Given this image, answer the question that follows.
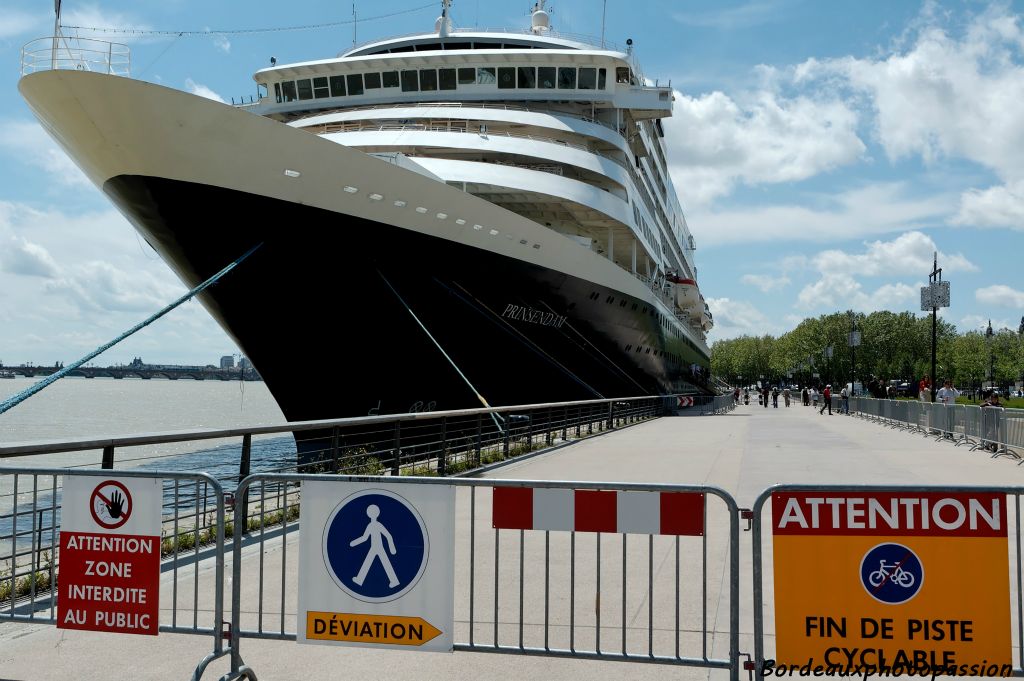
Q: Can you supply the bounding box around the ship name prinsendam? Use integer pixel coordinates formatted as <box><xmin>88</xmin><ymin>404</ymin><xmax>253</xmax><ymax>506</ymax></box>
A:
<box><xmin>502</xmin><ymin>304</ymin><xmax>567</xmax><ymax>328</ymax></box>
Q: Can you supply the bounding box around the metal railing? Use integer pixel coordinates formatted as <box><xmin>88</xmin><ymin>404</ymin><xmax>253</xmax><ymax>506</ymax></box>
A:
<box><xmin>21</xmin><ymin>36</ymin><xmax>130</xmax><ymax>77</ymax></box>
<box><xmin>222</xmin><ymin>473</ymin><xmax>741</xmax><ymax>680</ymax></box>
<box><xmin>848</xmin><ymin>397</ymin><xmax>1023</xmax><ymax>461</ymax></box>
<box><xmin>0</xmin><ymin>468</ymin><xmax>228</xmax><ymax>679</ymax></box>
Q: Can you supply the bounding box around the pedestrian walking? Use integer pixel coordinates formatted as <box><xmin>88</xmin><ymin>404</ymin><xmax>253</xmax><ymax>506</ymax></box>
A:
<box><xmin>744</xmin><ymin>389</ymin><xmax>750</xmax><ymax>405</ymax></box>
<box><xmin>936</xmin><ymin>380</ymin><xmax>960</xmax><ymax>405</ymax></box>
<box><xmin>811</xmin><ymin>387</ymin><xmax>818</xmax><ymax>408</ymax></box>
<box><xmin>802</xmin><ymin>387</ymin><xmax>809</xmax><ymax>406</ymax></box>
<box><xmin>784</xmin><ymin>387</ymin><xmax>791</xmax><ymax>407</ymax></box>
<box><xmin>772</xmin><ymin>387</ymin><xmax>779</xmax><ymax>408</ymax></box>
<box><xmin>840</xmin><ymin>385</ymin><xmax>849</xmax><ymax>414</ymax></box>
<box><xmin>820</xmin><ymin>385</ymin><xmax>832</xmax><ymax>415</ymax></box>
<box><xmin>762</xmin><ymin>386</ymin><xmax>770</xmax><ymax>408</ymax></box>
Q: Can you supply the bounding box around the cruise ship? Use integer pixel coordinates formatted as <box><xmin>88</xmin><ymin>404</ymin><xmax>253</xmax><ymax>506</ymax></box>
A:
<box><xmin>18</xmin><ymin>1</ymin><xmax>713</xmax><ymax>425</ymax></box>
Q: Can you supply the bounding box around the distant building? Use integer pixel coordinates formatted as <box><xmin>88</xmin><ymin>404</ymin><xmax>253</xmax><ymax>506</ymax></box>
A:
<box><xmin>220</xmin><ymin>355</ymin><xmax>235</xmax><ymax>369</ymax></box>
<box><xmin>239</xmin><ymin>357</ymin><xmax>252</xmax><ymax>371</ymax></box>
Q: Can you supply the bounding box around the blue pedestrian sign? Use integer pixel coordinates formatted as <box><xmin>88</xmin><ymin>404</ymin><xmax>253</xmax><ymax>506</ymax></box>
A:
<box><xmin>859</xmin><ymin>542</ymin><xmax>924</xmax><ymax>605</ymax></box>
<box><xmin>323</xmin><ymin>489</ymin><xmax>430</xmax><ymax>603</ymax></box>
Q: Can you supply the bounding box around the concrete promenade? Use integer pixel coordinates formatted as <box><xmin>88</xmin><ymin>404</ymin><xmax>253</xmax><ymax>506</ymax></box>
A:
<box><xmin>2</xmin><ymin>401</ymin><xmax>1020</xmax><ymax>680</ymax></box>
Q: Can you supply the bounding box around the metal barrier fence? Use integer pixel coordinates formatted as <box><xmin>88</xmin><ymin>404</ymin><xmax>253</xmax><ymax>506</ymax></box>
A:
<box><xmin>0</xmin><ymin>467</ymin><xmax>228</xmax><ymax>680</ymax></box>
<box><xmin>750</xmin><ymin>484</ymin><xmax>1024</xmax><ymax>678</ymax></box>
<box><xmin>221</xmin><ymin>474</ymin><xmax>742</xmax><ymax>681</ymax></box>
<box><xmin>695</xmin><ymin>394</ymin><xmax>738</xmax><ymax>415</ymax></box>
<box><xmin>849</xmin><ymin>397</ymin><xmax>1023</xmax><ymax>461</ymax></box>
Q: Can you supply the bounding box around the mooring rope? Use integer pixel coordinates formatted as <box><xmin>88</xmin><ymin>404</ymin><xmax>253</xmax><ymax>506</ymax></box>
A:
<box><xmin>0</xmin><ymin>243</ymin><xmax>263</xmax><ymax>416</ymax></box>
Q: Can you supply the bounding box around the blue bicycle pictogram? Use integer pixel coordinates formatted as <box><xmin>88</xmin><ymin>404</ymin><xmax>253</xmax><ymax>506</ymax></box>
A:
<box><xmin>322</xmin><ymin>489</ymin><xmax>429</xmax><ymax>603</ymax></box>
<box><xmin>859</xmin><ymin>542</ymin><xmax>924</xmax><ymax>604</ymax></box>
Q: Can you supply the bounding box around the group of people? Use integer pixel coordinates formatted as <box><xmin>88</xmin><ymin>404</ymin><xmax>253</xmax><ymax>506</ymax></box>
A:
<box><xmin>733</xmin><ymin>384</ymin><xmax>850</xmax><ymax>414</ymax></box>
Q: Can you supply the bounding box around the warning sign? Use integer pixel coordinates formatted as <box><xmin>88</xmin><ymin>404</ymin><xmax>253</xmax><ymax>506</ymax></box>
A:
<box><xmin>772</xmin><ymin>491</ymin><xmax>1011</xmax><ymax>675</ymax></box>
<box><xmin>297</xmin><ymin>481</ymin><xmax>455</xmax><ymax>652</ymax></box>
<box><xmin>58</xmin><ymin>476</ymin><xmax>162</xmax><ymax>636</ymax></box>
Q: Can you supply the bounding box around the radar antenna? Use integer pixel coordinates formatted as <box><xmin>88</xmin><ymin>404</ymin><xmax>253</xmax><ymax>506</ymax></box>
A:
<box><xmin>531</xmin><ymin>1</ymin><xmax>552</xmax><ymax>34</ymax></box>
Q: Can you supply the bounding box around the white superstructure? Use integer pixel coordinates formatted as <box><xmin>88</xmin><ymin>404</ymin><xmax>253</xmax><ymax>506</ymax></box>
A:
<box><xmin>247</xmin><ymin>1</ymin><xmax>709</xmax><ymax>343</ymax></box>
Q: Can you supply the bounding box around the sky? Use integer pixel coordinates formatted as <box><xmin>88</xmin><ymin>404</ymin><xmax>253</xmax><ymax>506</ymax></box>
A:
<box><xmin>1</xmin><ymin>0</ymin><xmax>1024</xmax><ymax>366</ymax></box>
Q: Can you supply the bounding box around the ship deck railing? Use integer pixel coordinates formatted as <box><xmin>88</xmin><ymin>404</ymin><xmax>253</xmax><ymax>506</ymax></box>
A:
<box><xmin>310</xmin><ymin>120</ymin><xmax>626</xmax><ymax>165</ymax></box>
<box><xmin>20</xmin><ymin>36</ymin><xmax>130</xmax><ymax>78</ymax></box>
<box><xmin>290</xmin><ymin>100</ymin><xmax>620</xmax><ymax>133</ymax></box>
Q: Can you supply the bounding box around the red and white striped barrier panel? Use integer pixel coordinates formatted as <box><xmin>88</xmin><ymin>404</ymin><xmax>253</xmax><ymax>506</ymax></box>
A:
<box><xmin>677</xmin><ymin>396</ymin><xmax>694</xmax><ymax>407</ymax></box>
<box><xmin>492</xmin><ymin>487</ymin><xmax>704</xmax><ymax>535</ymax></box>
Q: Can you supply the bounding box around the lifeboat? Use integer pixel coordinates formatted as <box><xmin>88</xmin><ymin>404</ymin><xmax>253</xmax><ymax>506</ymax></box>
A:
<box><xmin>667</xmin><ymin>275</ymin><xmax>700</xmax><ymax>312</ymax></box>
<box><xmin>701</xmin><ymin>302</ymin><xmax>714</xmax><ymax>331</ymax></box>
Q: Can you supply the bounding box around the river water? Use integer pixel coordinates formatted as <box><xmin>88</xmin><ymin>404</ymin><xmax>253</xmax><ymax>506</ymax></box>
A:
<box><xmin>0</xmin><ymin>377</ymin><xmax>295</xmax><ymax>534</ymax></box>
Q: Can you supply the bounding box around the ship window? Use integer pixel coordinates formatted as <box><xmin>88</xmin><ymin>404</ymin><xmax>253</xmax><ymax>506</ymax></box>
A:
<box><xmin>444</xmin><ymin>42</ymin><xmax>471</xmax><ymax>50</ymax></box>
<box><xmin>364</xmin><ymin>72</ymin><xmax>381</xmax><ymax>89</ymax></box>
<box><xmin>497</xmin><ymin>67</ymin><xmax>515</xmax><ymax>89</ymax></box>
<box><xmin>538</xmin><ymin>67</ymin><xmax>556</xmax><ymax>89</ymax></box>
<box><xmin>382</xmin><ymin>71</ymin><xmax>399</xmax><ymax>88</ymax></box>
<box><xmin>517</xmin><ymin>67</ymin><xmax>536</xmax><ymax>88</ymax></box>
<box><xmin>296</xmin><ymin>78</ymin><xmax>313</xmax><ymax>100</ymax></box>
<box><xmin>390</xmin><ymin>45</ymin><xmax>414</xmax><ymax>53</ymax></box>
<box><xmin>557</xmin><ymin>67</ymin><xmax>576</xmax><ymax>89</ymax></box>
<box><xmin>401</xmin><ymin>70</ymin><xmax>419</xmax><ymax>91</ymax></box>
<box><xmin>273</xmin><ymin>82</ymin><xmax>282</xmax><ymax>103</ymax></box>
<box><xmin>281</xmin><ymin>80</ymin><xmax>297</xmax><ymax>102</ymax></box>
<box><xmin>579</xmin><ymin>68</ymin><xmax>597</xmax><ymax>90</ymax></box>
<box><xmin>346</xmin><ymin>74</ymin><xmax>364</xmax><ymax>96</ymax></box>
<box><xmin>598</xmin><ymin>68</ymin><xmax>607</xmax><ymax>89</ymax></box>
<box><xmin>458</xmin><ymin>68</ymin><xmax>475</xmax><ymax>84</ymax></box>
<box><xmin>416</xmin><ymin>42</ymin><xmax>442</xmax><ymax>52</ymax></box>
<box><xmin>616</xmin><ymin>67</ymin><xmax>630</xmax><ymax>84</ymax></box>
<box><xmin>477</xmin><ymin>67</ymin><xmax>496</xmax><ymax>84</ymax></box>
<box><xmin>313</xmin><ymin>77</ymin><xmax>330</xmax><ymax>99</ymax></box>
<box><xmin>329</xmin><ymin>75</ymin><xmax>346</xmax><ymax>97</ymax></box>
<box><xmin>419</xmin><ymin>69</ymin><xmax>438</xmax><ymax>91</ymax></box>
<box><xmin>438</xmin><ymin>68</ymin><xmax>457</xmax><ymax>90</ymax></box>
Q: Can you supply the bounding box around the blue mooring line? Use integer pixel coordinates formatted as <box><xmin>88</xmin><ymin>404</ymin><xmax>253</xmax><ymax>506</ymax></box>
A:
<box><xmin>0</xmin><ymin>243</ymin><xmax>263</xmax><ymax>416</ymax></box>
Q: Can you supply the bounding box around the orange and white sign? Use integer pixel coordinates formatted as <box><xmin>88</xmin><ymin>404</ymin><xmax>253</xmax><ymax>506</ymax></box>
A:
<box><xmin>772</xmin><ymin>491</ymin><xmax>1011</xmax><ymax>676</ymax></box>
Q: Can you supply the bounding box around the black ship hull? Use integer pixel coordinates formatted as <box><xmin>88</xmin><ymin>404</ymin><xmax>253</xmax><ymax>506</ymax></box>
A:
<box><xmin>103</xmin><ymin>175</ymin><xmax>710</xmax><ymax>423</ymax></box>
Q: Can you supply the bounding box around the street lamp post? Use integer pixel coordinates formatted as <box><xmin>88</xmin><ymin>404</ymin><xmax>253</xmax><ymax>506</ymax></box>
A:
<box><xmin>986</xmin><ymin>319</ymin><xmax>994</xmax><ymax>391</ymax></box>
<box><xmin>824</xmin><ymin>346</ymin><xmax>834</xmax><ymax>385</ymax></box>
<box><xmin>848</xmin><ymin>311</ymin><xmax>861</xmax><ymax>394</ymax></box>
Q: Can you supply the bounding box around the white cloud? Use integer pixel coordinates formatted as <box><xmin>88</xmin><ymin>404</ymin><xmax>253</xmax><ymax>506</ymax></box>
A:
<box><xmin>690</xmin><ymin>182</ymin><xmax>955</xmax><ymax>247</ymax></box>
<box><xmin>741</xmin><ymin>273</ymin><xmax>790</xmax><ymax>292</ymax></box>
<box><xmin>812</xmin><ymin>231</ymin><xmax>976</xmax><ymax>277</ymax></box>
<box><xmin>0</xmin><ymin>9</ymin><xmax>47</xmax><ymax>39</ymax></box>
<box><xmin>60</xmin><ymin>5</ymin><xmax>154</xmax><ymax>43</ymax></box>
<box><xmin>185</xmin><ymin>78</ymin><xmax>227</xmax><ymax>103</ymax></box>
<box><xmin>211</xmin><ymin>33</ymin><xmax>231</xmax><ymax>54</ymax></box>
<box><xmin>705</xmin><ymin>297</ymin><xmax>779</xmax><ymax>340</ymax></box>
<box><xmin>0</xmin><ymin>237</ymin><xmax>59</xmax><ymax>278</ymax></box>
<box><xmin>958</xmin><ymin>314</ymin><xmax>1017</xmax><ymax>333</ymax></box>
<box><xmin>0</xmin><ymin>120</ymin><xmax>90</xmax><ymax>188</ymax></box>
<box><xmin>663</xmin><ymin>87</ymin><xmax>865</xmax><ymax>208</ymax></box>
<box><xmin>796</xmin><ymin>275</ymin><xmax>918</xmax><ymax>312</ymax></box>
<box><xmin>975</xmin><ymin>285</ymin><xmax>1024</xmax><ymax>309</ymax></box>
<box><xmin>800</xmin><ymin>6</ymin><xmax>1024</xmax><ymax>182</ymax></box>
<box><xmin>0</xmin><ymin>200</ymin><xmax>235</xmax><ymax>364</ymax></box>
<box><xmin>953</xmin><ymin>180</ymin><xmax>1024</xmax><ymax>228</ymax></box>
<box><xmin>792</xmin><ymin>231</ymin><xmax>973</xmax><ymax>313</ymax></box>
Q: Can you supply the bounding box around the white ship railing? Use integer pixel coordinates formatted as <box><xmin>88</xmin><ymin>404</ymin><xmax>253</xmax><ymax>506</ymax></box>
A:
<box><xmin>21</xmin><ymin>36</ymin><xmax>130</xmax><ymax>77</ymax></box>
<box><xmin>309</xmin><ymin>121</ymin><xmax>626</xmax><ymax>165</ymax></box>
<box><xmin>292</xmin><ymin>101</ymin><xmax>619</xmax><ymax>132</ymax></box>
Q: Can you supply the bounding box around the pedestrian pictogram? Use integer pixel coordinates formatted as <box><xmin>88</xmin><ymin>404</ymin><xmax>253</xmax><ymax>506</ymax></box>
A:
<box><xmin>90</xmin><ymin>480</ymin><xmax>133</xmax><ymax>530</ymax></box>
<box><xmin>860</xmin><ymin>542</ymin><xmax>924</xmax><ymax>605</ymax></box>
<box><xmin>323</xmin><ymin>489</ymin><xmax>429</xmax><ymax>602</ymax></box>
<box><xmin>298</xmin><ymin>480</ymin><xmax>455</xmax><ymax>651</ymax></box>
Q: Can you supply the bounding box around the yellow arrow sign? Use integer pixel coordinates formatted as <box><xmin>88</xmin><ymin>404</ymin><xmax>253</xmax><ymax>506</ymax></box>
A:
<box><xmin>305</xmin><ymin>611</ymin><xmax>443</xmax><ymax>646</ymax></box>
